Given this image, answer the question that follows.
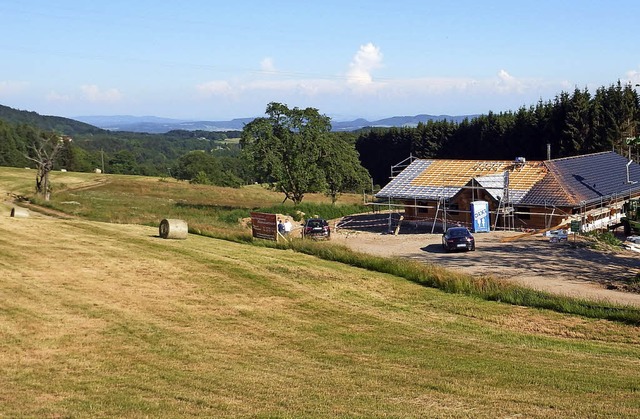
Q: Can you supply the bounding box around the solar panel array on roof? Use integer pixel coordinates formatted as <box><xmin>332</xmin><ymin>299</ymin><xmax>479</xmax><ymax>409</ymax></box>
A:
<box><xmin>375</xmin><ymin>160</ymin><xmax>432</xmax><ymax>200</ymax></box>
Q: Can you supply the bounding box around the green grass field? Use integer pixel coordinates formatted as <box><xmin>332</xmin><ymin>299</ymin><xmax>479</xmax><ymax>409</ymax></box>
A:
<box><xmin>23</xmin><ymin>169</ymin><xmax>367</xmax><ymax>235</ymax></box>
<box><xmin>2</xmin><ymin>167</ymin><xmax>640</xmax><ymax>417</ymax></box>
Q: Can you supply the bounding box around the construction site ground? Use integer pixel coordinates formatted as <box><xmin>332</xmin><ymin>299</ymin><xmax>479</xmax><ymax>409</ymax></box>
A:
<box><xmin>332</xmin><ymin>213</ymin><xmax>640</xmax><ymax>307</ymax></box>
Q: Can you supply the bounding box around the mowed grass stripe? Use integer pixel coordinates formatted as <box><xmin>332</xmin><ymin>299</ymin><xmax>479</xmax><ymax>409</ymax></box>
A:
<box><xmin>1</xmin><ymin>210</ymin><xmax>640</xmax><ymax>416</ymax></box>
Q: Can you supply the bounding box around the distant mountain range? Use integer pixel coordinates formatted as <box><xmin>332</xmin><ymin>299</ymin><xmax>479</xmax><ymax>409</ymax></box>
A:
<box><xmin>74</xmin><ymin>114</ymin><xmax>477</xmax><ymax>134</ymax></box>
<box><xmin>0</xmin><ymin>103</ymin><xmax>477</xmax><ymax>135</ymax></box>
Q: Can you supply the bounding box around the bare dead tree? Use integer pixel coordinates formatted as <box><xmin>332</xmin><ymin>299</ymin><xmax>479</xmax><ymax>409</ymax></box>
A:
<box><xmin>25</xmin><ymin>134</ymin><xmax>67</xmax><ymax>201</ymax></box>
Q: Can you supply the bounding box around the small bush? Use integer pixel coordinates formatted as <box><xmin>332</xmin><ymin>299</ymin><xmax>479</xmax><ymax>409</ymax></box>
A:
<box><xmin>585</xmin><ymin>230</ymin><xmax>623</xmax><ymax>247</ymax></box>
<box><xmin>217</xmin><ymin>208</ymin><xmax>251</xmax><ymax>225</ymax></box>
<box><xmin>189</xmin><ymin>171</ymin><xmax>211</xmax><ymax>185</ymax></box>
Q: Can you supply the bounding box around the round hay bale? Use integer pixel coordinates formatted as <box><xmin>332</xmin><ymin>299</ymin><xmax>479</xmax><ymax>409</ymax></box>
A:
<box><xmin>159</xmin><ymin>218</ymin><xmax>188</xmax><ymax>239</ymax></box>
<box><xmin>10</xmin><ymin>207</ymin><xmax>29</xmax><ymax>218</ymax></box>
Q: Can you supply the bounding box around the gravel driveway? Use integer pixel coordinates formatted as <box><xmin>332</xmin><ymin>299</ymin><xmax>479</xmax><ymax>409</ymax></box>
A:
<box><xmin>332</xmin><ymin>213</ymin><xmax>640</xmax><ymax>307</ymax></box>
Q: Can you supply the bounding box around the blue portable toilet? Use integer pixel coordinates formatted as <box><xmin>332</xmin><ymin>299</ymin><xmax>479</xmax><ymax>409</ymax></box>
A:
<box><xmin>470</xmin><ymin>200</ymin><xmax>490</xmax><ymax>233</ymax></box>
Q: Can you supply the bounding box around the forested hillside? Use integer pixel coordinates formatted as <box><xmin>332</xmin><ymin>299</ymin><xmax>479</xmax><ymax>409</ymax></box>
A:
<box><xmin>357</xmin><ymin>82</ymin><xmax>640</xmax><ymax>186</ymax></box>
<box><xmin>0</xmin><ymin>104</ymin><xmax>103</xmax><ymax>136</ymax></box>
<box><xmin>0</xmin><ymin>105</ymin><xmax>245</xmax><ymax>182</ymax></box>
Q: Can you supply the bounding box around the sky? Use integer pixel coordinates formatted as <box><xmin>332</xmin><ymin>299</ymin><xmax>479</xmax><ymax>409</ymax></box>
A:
<box><xmin>1</xmin><ymin>0</ymin><xmax>640</xmax><ymax>122</ymax></box>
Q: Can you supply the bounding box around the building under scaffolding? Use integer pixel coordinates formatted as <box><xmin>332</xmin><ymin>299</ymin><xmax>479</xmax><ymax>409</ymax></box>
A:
<box><xmin>370</xmin><ymin>151</ymin><xmax>640</xmax><ymax>234</ymax></box>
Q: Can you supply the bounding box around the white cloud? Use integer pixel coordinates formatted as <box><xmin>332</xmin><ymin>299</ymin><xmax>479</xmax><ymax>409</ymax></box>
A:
<box><xmin>46</xmin><ymin>91</ymin><xmax>71</xmax><ymax>102</ymax></box>
<box><xmin>81</xmin><ymin>84</ymin><xmax>122</xmax><ymax>102</ymax></box>
<box><xmin>624</xmin><ymin>69</ymin><xmax>640</xmax><ymax>86</ymax></box>
<box><xmin>495</xmin><ymin>69</ymin><xmax>525</xmax><ymax>93</ymax></box>
<box><xmin>346</xmin><ymin>42</ymin><xmax>383</xmax><ymax>88</ymax></box>
<box><xmin>196</xmin><ymin>80</ymin><xmax>235</xmax><ymax>98</ymax></box>
<box><xmin>294</xmin><ymin>80</ymin><xmax>342</xmax><ymax>96</ymax></box>
<box><xmin>192</xmin><ymin>42</ymin><xmax>570</xmax><ymax>118</ymax></box>
<box><xmin>389</xmin><ymin>77</ymin><xmax>476</xmax><ymax>95</ymax></box>
<box><xmin>241</xmin><ymin>78</ymin><xmax>340</xmax><ymax>95</ymax></box>
<box><xmin>260</xmin><ymin>57</ymin><xmax>276</xmax><ymax>73</ymax></box>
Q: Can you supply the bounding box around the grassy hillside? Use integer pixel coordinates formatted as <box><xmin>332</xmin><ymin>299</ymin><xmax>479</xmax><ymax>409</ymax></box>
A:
<box><xmin>2</xmin><ymin>167</ymin><xmax>640</xmax><ymax>417</ymax></box>
<box><xmin>16</xmin><ymin>169</ymin><xmax>367</xmax><ymax>238</ymax></box>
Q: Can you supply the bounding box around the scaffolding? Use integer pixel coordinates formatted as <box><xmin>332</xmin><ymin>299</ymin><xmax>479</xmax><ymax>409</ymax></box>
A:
<box><xmin>386</xmin><ymin>154</ymin><xmax>417</xmax><ymax>233</ymax></box>
<box><xmin>367</xmin><ymin>155</ymin><xmax>640</xmax><ymax>235</ymax></box>
<box><xmin>390</xmin><ymin>154</ymin><xmax>417</xmax><ymax>178</ymax></box>
<box><xmin>493</xmin><ymin>170</ymin><xmax>516</xmax><ymax>231</ymax></box>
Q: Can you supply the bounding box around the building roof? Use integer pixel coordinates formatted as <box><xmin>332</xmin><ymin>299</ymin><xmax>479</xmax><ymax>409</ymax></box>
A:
<box><xmin>516</xmin><ymin>169</ymin><xmax>576</xmax><ymax>207</ymax></box>
<box><xmin>521</xmin><ymin>151</ymin><xmax>640</xmax><ymax>206</ymax></box>
<box><xmin>376</xmin><ymin>151</ymin><xmax>640</xmax><ymax>207</ymax></box>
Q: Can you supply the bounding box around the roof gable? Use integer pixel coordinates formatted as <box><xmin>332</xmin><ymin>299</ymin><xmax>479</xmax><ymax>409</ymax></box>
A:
<box><xmin>518</xmin><ymin>169</ymin><xmax>577</xmax><ymax>206</ymax></box>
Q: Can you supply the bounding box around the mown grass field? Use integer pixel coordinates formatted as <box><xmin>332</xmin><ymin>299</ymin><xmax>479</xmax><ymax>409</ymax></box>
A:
<box><xmin>2</xmin><ymin>167</ymin><xmax>640</xmax><ymax>417</ymax></box>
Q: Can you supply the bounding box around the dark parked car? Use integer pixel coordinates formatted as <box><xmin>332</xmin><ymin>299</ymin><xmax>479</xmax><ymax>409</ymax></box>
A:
<box><xmin>302</xmin><ymin>218</ymin><xmax>331</xmax><ymax>239</ymax></box>
<box><xmin>442</xmin><ymin>227</ymin><xmax>475</xmax><ymax>252</ymax></box>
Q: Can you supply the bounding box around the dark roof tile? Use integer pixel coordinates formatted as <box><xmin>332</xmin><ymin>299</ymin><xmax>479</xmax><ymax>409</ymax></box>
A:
<box><xmin>543</xmin><ymin>151</ymin><xmax>640</xmax><ymax>205</ymax></box>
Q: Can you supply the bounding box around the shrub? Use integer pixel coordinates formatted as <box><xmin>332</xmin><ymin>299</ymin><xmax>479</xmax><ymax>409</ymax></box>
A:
<box><xmin>190</xmin><ymin>171</ymin><xmax>210</xmax><ymax>185</ymax></box>
<box><xmin>585</xmin><ymin>230</ymin><xmax>623</xmax><ymax>247</ymax></box>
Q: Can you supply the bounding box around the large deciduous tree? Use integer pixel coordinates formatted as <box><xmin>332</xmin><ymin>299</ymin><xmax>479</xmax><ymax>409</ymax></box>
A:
<box><xmin>242</xmin><ymin>102</ymin><xmax>371</xmax><ymax>204</ymax></box>
<box><xmin>241</xmin><ymin>102</ymin><xmax>331</xmax><ymax>204</ymax></box>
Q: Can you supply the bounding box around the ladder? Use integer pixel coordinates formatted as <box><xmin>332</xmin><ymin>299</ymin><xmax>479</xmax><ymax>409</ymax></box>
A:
<box><xmin>493</xmin><ymin>197</ymin><xmax>515</xmax><ymax>231</ymax></box>
<box><xmin>431</xmin><ymin>196</ymin><xmax>448</xmax><ymax>234</ymax></box>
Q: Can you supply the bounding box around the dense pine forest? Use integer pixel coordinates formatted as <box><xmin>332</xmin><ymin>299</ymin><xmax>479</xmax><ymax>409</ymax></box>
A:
<box><xmin>357</xmin><ymin>82</ymin><xmax>640</xmax><ymax>186</ymax></box>
<box><xmin>1</xmin><ymin>81</ymin><xmax>639</xmax><ymax>189</ymax></box>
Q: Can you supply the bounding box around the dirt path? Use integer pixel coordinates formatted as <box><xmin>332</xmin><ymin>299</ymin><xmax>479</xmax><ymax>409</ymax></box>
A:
<box><xmin>332</xmin><ymin>216</ymin><xmax>640</xmax><ymax>307</ymax></box>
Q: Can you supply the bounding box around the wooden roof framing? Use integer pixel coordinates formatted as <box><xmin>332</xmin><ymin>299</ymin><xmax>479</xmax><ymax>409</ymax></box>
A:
<box><xmin>409</xmin><ymin>160</ymin><xmax>547</xmax><ymax>191</ymax></box>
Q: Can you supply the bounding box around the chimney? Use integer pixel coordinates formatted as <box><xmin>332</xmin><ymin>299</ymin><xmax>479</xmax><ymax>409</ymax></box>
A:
<box><xmin>547</xmin><ymin>143</ymin><xmax>551</xmax><ymax>161</ymax></box>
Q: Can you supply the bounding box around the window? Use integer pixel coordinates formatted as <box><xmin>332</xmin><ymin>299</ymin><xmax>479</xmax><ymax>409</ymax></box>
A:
<box><xmin>516</xmin><ymin>207</ymin><xmax>530</xmax><ymax>220</ymax></box>
<box><xmin>447</xmin><ymin>203</ymin><xmax>459</xmax><ymax>216</ymax></box>
<box><xmin>417</xmin><ymin>201</ymin><xmax>429</xmax><ymax>215</ymax></box>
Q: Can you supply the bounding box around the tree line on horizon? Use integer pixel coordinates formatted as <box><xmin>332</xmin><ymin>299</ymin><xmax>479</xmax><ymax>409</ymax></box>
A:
<box><xmin>357</xmin><ymin>81</ymin><xmax>640</xmax><ymax>186</ymax></box>
<box><xmin>1</xmin><ymin>81</ymin><xmax>639</xmax><ymax>199</ymax></box>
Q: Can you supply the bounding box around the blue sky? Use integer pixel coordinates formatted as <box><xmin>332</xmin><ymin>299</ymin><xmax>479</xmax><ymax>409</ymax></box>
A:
<box><xmin>1</xmin><ymin>0</ymin><xmax>639</xmax><ymax>121</ymax></box>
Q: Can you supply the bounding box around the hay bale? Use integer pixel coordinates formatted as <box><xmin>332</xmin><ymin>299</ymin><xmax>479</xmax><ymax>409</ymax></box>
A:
<box><xmin>10</xmin><ymin>207</ymin><xmax>29</xmax><ymax>218</ymax></box>
<box><xmin>159</xmin><ymin>218</ymin><xmax>188</xmax><ymax>239</ymax></box>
